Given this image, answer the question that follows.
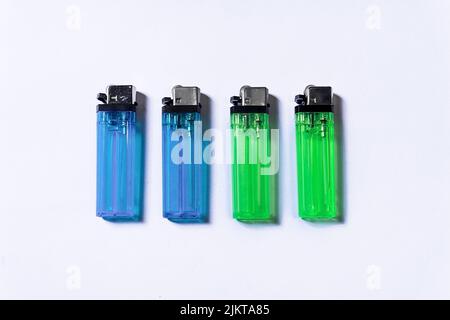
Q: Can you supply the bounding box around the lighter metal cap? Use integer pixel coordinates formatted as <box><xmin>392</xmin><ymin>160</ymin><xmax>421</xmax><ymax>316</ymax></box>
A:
<box><xmin>295</xmin><ymin>85</ymin><xmax>333</xmax><ymax>113</ymax></box>
<box><xmin>240</xmin><ymin>86</ymin><xmax>269</xmax><ymax>106</ymax></box>
<box><xmin>304</xmin><ymin>85</ymin><xmax>333</xmax><ymax>106</ymax></box>
<box><xmin>172</xmin><ymin>85</ymin><xmax>201</xmax><ymax>106</ymax></box>
<box><xmin>104</xmin><ymin>85</ymin><xmax>136</xmax><ymax>104</ymax></box>
<box><xmin>96</xmin><ymin>85</ymin><xmax>137</xmax><ymax>112</ymax></box>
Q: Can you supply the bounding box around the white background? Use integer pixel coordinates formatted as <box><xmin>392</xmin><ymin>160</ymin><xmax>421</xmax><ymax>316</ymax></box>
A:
<box><xmin>1</xmin><ymin>0</ymin><xmax>450</xmax><ymax>299</ymax></box>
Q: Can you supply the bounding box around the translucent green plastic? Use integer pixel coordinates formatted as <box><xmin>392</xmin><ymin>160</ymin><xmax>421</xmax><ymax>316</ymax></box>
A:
<box><xmin>296</xmin><ymin>112</ymin><xmax>337</xmax><ymax>221</ymax></box>
<box><xmin>231</xmin><ymin>113</ymin><xmax>273</xmax><ymax>222</ymax></box>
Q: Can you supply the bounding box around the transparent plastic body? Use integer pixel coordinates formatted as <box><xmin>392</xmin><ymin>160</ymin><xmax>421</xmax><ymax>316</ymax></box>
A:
<box><xmin>231</xmin><ymin>113</ymin><xmax>272</xmax><ymax>222</ymax></box>
<box><xmin>162</xmin><ymin>112</ymin><xmax>207</xmax><ymax>222</ymax></box>
<box><xmin>295</xmin><ymin>112</ymin><xmax>337</xmax><ymax>221</ymax></box>
<box><xmin>97</xmin><ymin>111</ymin><xmax>141</xmax><ymax>220</ymax></box>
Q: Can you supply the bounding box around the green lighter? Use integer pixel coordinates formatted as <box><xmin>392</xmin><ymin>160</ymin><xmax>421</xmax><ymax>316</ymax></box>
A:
<box><xmin>230</xmin><ymin>86</ymin><xmax>273</xmax><ymax>223</ymax></box>
<box><xmin>295</xmin><ymin>85</ymin><xmax>338</xmax><ymax>221</ymax></box>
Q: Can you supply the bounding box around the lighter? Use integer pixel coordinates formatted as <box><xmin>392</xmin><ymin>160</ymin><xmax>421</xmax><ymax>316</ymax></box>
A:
<box><xmin>96</xmin><ymin>85</ymin><xmax>142</xmax><ymax>221</ymax></box>
<box><xmin>162</xmin><ymin>86</ymin><xmax>207</xmax><ymax>222</ymax></box>
<box><xmin>230</xmin><ymin>86</ymin><xmax>273</xmax><ymax>222</ymax></box>
<box><xmin>295</xmin><ymin>85</ymin><xmax>338</xmax><ymax>221</ymax></box>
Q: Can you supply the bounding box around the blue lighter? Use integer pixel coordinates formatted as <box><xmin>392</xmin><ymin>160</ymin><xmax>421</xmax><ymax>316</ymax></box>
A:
<box><xmin>162</xmin><ymin>86</ymin><xmax>207</xmax><ymax>222</ymax></box>
<box><xmin>96</xmin><ymin>85</ymin><xmax>143</xmax><ymax>221</ymax></box>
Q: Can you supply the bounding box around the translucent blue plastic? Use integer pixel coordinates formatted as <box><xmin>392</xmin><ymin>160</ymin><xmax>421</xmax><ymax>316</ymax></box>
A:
<box><xmin>162</xmin><ymin>112</ymin><xmax>207</xmax><ymax>222</ymax></box>
<box><xmin>97</xmin><ymin>111</ymin><xmax>142</xmax><ymax>220</ymax></box>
